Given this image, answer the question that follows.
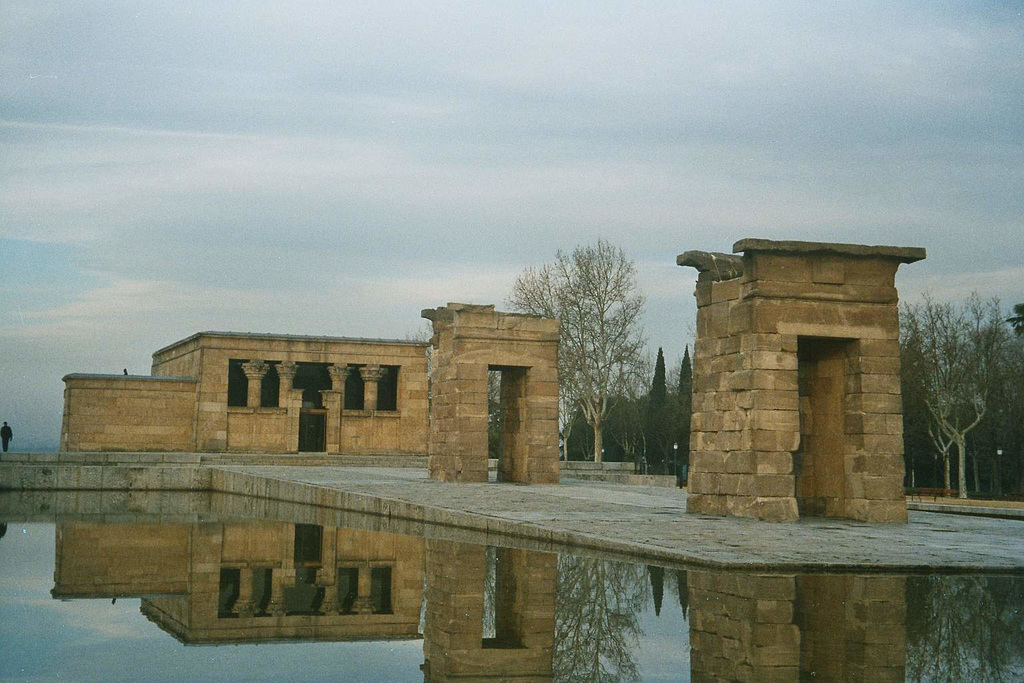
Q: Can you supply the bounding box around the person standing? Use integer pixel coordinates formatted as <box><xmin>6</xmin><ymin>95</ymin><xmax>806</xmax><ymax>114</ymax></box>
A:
<box><xmin>1</xmin><ymin>422</ymin><xmax>12</xmax><ymax>453</ymax></box>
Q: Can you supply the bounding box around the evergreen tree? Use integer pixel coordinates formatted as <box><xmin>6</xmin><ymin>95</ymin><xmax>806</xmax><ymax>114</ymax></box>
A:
<box><xmin>648</xmin><ymin>565</ymin><xmax>664</xmax><ymax>617</ymax></box>
<box><xmin>650</xmin><ymin>348</ymin><xmax>667</xmax><ymax>406</ymax></box>
<box><xmin>645</xmin><ymin>348</ymin><xmax>671</xmax><ymax>473</ymax></box>
<box><xmin>676</xmin><ymin>569</ymin><xmax>689</xmax><ymax>619</ymax></box>
<box><xmin>677</xmin><ymin>346</ymin><xmax>693</xmax><ymax>482</ymax></box>
<box><xmin>1009</xmin><ymin>303</ymin><xmax>1024</xmax><ymax>337</ymax></box>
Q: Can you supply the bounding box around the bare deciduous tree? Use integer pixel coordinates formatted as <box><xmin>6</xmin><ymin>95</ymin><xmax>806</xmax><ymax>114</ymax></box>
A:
<box><xmin>510</xmin><ymin>240</ymin><xmax>647</xmax><ymax>462</ymax></box>
<box><xmin>902</xmin><ymin>295</ymin><xmax>1009</xmax><ymax>498</ymax></box>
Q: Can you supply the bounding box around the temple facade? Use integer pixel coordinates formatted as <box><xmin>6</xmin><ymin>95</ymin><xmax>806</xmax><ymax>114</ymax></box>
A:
<box><xmin>60</xmin><ymin>331</ymin><xmax>430</xmax><ymax>455</ymax></box>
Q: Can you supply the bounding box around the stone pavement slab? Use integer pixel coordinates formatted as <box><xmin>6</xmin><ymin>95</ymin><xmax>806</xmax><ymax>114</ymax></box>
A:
<box><xmin>212</xmin><ymin>465</ymin><xmax>1024</xmax><ymax>573</ymax></box>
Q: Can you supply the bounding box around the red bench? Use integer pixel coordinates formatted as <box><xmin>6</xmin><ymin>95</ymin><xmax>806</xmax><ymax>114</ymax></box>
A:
<box><xmin>908</xmin><ymin>487</ymin><xmax>958</xmax><ymax>501</ymax></box>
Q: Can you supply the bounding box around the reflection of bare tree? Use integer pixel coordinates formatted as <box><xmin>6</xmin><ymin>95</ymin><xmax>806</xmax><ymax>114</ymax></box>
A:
<box><xmin>482</xmin><ymin>545</ymin><xmax>497</xmax><ymax>638</ymax></box>
<box><xmin>554</xmin><ymin>555</ymin><xmax>649</xmax><ymax>683</ymax></box>
<box><xmin>906</xmin><ymin>575</ymin><xmax>1024</xmax><ymax>683</ymax></box>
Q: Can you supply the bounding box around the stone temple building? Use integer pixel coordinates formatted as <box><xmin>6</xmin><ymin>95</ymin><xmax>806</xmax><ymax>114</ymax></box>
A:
<box><xmin>60</xmin><ymin>331</ymin><xmax>430</xmax><ymax>455</ymax></box>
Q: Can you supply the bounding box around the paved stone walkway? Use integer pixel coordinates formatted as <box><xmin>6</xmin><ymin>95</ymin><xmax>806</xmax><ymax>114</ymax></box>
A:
<box><xmin>214</xmin><ymin>465</ymin><xmax>1024</xmax><ymax>573</ymax></box>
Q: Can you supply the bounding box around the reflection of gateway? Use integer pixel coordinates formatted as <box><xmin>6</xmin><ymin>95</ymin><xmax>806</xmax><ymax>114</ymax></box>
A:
<box><xmin>422</xmin><ymin>540</ymin><xmax>557</xmax><ymax>682</ymax></box>
<box><xmin>687</xmin><ymin>570</ymin><xmax>907</xmax><ymax>681</ymax></box>
<box><xmin>52</xmin><ymin>521</ymin><xmax>424</xmax><ymax>644</ymax></box>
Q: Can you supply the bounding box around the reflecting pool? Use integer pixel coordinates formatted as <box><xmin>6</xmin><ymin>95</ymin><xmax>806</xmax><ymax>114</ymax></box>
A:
<box><xmin>0</xmin><ymin>493</ymin><xmax>1022</xmax><ymax>682</ymax></box>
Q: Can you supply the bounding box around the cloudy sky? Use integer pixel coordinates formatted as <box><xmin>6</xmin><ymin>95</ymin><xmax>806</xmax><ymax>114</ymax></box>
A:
<box><xmin>2</xmin><ymin>2</ymin><xmax>1022</xmax><ymax>449</ymax></box>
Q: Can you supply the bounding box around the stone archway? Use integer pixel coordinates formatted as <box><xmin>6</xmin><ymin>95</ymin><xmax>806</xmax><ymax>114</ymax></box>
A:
<box><xmin>422</xmin><ymin>303</ymin><xmax>560</xmax><ymax>484</ymax></box>
<box><xmin>678</xmin><ymin>239</ymin><xmax>925</xmax><ymax>522</ymax></box>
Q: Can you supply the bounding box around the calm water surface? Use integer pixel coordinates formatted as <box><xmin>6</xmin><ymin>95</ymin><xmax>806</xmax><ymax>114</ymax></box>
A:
<box><xmin>0</xmin><ymin>495</ymin><xmax>1021</xmax><ymax>682</ymax></box>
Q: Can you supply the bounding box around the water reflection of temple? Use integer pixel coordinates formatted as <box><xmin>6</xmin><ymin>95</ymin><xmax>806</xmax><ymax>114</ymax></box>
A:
<box><xmin>47</xmin><ymin>516</ymin><xmax>914</xmax><ymax>681</ymax></box>
<box><xmin>688</xmin><ymin>571</ymin><xmax>906</xmax><ymax>682</ymax></box>
<box><xmin>53</xmin><ymin>521</ymin><xmax>425</xmax><ymax>644</ymax></box>
<box><xmin>422</xmin><ymin>540</ymin><xmax>556</xmax><ymax>682</ymax></box>
<box><xmin>50</xmin><ymin>517</ymin><xmax>560</xmax><ymax>680</ymax></box>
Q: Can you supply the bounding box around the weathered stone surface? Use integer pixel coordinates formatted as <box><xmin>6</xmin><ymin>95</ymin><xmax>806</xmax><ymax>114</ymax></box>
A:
<box><xmin>679</xmin><ymin>238</ymin><xmax>923</xmax><ymax>523</ymax></box>
<box><xmin>677</xmin><ymin>250</ymin><xmax>745</xmax><ymax>280</ymax></box>
<box><xmin>423</xmin><ymin>303</ymin><xmax>560</xmax><ymax>485</ymax></box>
<box><xmin>732</xmin><ymin>238</ymin><xmax>926</xmax><ymax>264</ymax></box>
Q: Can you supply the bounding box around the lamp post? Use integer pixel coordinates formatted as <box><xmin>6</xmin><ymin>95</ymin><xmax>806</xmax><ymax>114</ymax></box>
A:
<box><xmin>673</xmin><ymin>442</ymin><xmax>679</xmax><ymax>488</ymax></box>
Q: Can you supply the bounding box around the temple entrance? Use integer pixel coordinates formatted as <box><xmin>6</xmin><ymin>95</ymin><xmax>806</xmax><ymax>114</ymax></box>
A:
<box><xmin>796</xmin><ymin>337</ymin><xmax>853</xmax><ymax>518</ymax></box>
<box><xmin>298</xmin><ymin>411</ymin><xmax>326</xmax><ymax>452</ymax></box>
<box><xmin>295</xmin><ymin>362</ymin><xmax>330</xmax><ymax>452</ymax></box>
<box><xmin>423</xmin><ymin>303</ymin><xmax>560</xmax><ymax>484</ymax></box>
<box><xmin>488</xmin><ymin>366</ymin><xmax>529</xmax><ymax>483</ymax></box>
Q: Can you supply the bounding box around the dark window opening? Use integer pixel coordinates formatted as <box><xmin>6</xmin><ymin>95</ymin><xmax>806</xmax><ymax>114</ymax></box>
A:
<box><xmin>253</xmin><ymin>567</ymin><xmax>273</xmax><ymax>616</ymax></box>
<box><xmin>337</xmin><ymin>567</ymin><xmax>359</xmax><ymax>614</ymax></box>
<box><xmin>294</xmin><ymin>524</ymin><xmax>323</xmax><ymax>565</ymax></box>
<box><xmin>344</xmin><ymin>364</ymin><xmax>365</xmax><ymax>410</ymax></box>
<box><xmin>285</xmin><ymin>567</ymin><xmax>325</xmax><ymax>615</ymax></box>
<box><xmin>293</xmin><ymin>362</ymin><xmax>331</xmax><ymax>409</ymax></box>
<box><xmin>370</xmin><ymin>566</ymin><xmax>393</xmax><ymax>614</ymax></box>
<box><xmin>261</xmin><ymin>361</ymin><xmax>280</xmax><ymax>407</ymax></box>
<box><xmin>227</xmin><ymin>359</ymin><xmax>249</xmax><ymax>407</ymax></box>
<box><xmin>218</xmin><ymin>567</ymin><xmax>241</xmax><ymax>618</ymax></box>
<box><xmin>376</xmin><ymin>366</ymin><xmax>399</xmax><ymax>411</ymax></box>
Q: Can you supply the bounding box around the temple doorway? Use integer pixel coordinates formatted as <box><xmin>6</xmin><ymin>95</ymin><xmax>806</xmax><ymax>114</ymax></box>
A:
<box><xmin>796</xmin><ymin>337</ymin><xmax>853</xmax><ymax>518</ymax></box>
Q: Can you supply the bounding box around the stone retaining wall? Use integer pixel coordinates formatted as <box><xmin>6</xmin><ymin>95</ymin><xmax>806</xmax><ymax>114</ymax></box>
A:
<box><xmin>61</xmin><ymin>374</ymin><xmax>198</xmax><ymax>452</ymax></box>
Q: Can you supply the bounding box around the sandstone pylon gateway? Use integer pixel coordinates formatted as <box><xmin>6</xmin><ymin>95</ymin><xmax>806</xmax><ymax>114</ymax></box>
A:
<box><xmin>422</xmin><ymin>303</ymin><xmax>560</xmax><ymax>484</ymax></box>
<box><xmin>679</xmin><ymin>239</ymin><xmax>925</xmax><ymax>522</ymax></box>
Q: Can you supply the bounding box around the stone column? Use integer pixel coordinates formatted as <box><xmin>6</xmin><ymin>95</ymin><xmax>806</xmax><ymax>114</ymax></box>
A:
<box><xmin>267</xmin><ymin>567</ymin><xmax>287</xmax><ymax>616</ymax></box>
<box><xmin>276</xmin><ymin>361</ymin><xmax>302</xmax><ymax>452</ymax></box>
<box><xmin>354</xmin><ymin>561</ymin><xmax>374</xmax><ymax>614</ymax></box>
<box><xmin>315</xmin><ymin>528</ymin><xmax>337</xmax><ymax>587</ymax></box>
<box><xmin>241</xmin><ymin>360</ymin><xmax>268</xmax><ymax>408</ymax></box>
<box><xmin>277</xmin><ymin>361</ymin><xmax>297</xmax><ymax>394</ymax></box>
<box><xmin>322</xmin><ymin>364</ymin><xmax>349</xmax><ymax>454</ymax></box>
<box><xmin>235</xmin><ymin>568</ymin><xmax>255</xmax><ymax>618</ymax></box>
<box><xmin>360</xmin><ymin>365</ymin><xmax>385</xmax><ymax>411</ymax></box>
<box><xmin>328</xmin><ymin>364</ymin><xmax>350</xmax><ymax>394</ymax></box>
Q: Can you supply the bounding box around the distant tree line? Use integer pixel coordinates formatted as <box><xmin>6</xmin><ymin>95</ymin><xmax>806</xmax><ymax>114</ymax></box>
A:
<box><xmin>901</xmin><ymin>295</ymin><xmax>1024</xmax><ymax>497</ymax></box>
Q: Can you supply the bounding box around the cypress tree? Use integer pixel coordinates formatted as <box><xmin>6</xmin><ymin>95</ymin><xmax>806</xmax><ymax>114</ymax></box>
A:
<box><xmin>677</xmin><ymin>346</ymin><xmax>692</xmax><ymax>481</ymax></box>
<box><xmin>646</xmin><ymin>348</ymin><xmax>669</xmax><ymax>472</ymax></box>
<box><xmin>676</xmin><ymin>569</ymin><xmax>689</xmax><ymax>619</ymax></box>
<box><xmin>650</xmin><ymin>347</ymin><xmax>667</xmax><ymax>407</ymax></box>
<box><xmin>648</xmin><ymin>565</ymin><xmax>664</xmax><ymax>617</ymax></box>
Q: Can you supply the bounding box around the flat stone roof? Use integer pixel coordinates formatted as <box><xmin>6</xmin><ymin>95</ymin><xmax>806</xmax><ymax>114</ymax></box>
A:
<box><xmin>62</xmin><ymin>373</ymin><xmax>196</xmax><ymax>382</ymax></box>
<box><xmin>733</xmin><ymin>238</ymin><xmax>926</xmax><ymax>263</ymax></box>
<box><xmin>153</xmin><ymin>330</ymin><xmax>429</xmax><ymax>356</ymax></box>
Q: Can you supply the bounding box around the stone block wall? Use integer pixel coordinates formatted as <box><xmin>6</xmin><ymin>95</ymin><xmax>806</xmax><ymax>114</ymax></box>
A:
<box><xmin>60</xmin><ymin>374</ymin><xmax>198</xmax><ymax>452</ymax></box>
<box><xmin>688</xmin><ymin>570</ymin><xmax>906</xmax><ymax>682</ymax></box>
<box><xmin>422</xmin><ymin>539</ymin><xmax>556</xmax><ymax>682</ymax></box>
<box><xmin>680</xmin><ymin>240</ymin><xmax>924</xmax><ymax>522</ymax></box>
<box><xmin>53</xmin><ymin>522</ymin><xmax>191</xmax><ymax>597</ymax></box>
<box><xmin>797</xmin><ymin>575</ymin><xmax>907</xmax><ymax>682</ymax></box>
<box><xmin>423</xmin><ymin>303</ymin><xmax>560</xmax><ymax>484</ymax></box>
<box><xmin>152</xmin><ymin>332</ymin><xmax>429</xmax><ymax>455</ymax></box>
